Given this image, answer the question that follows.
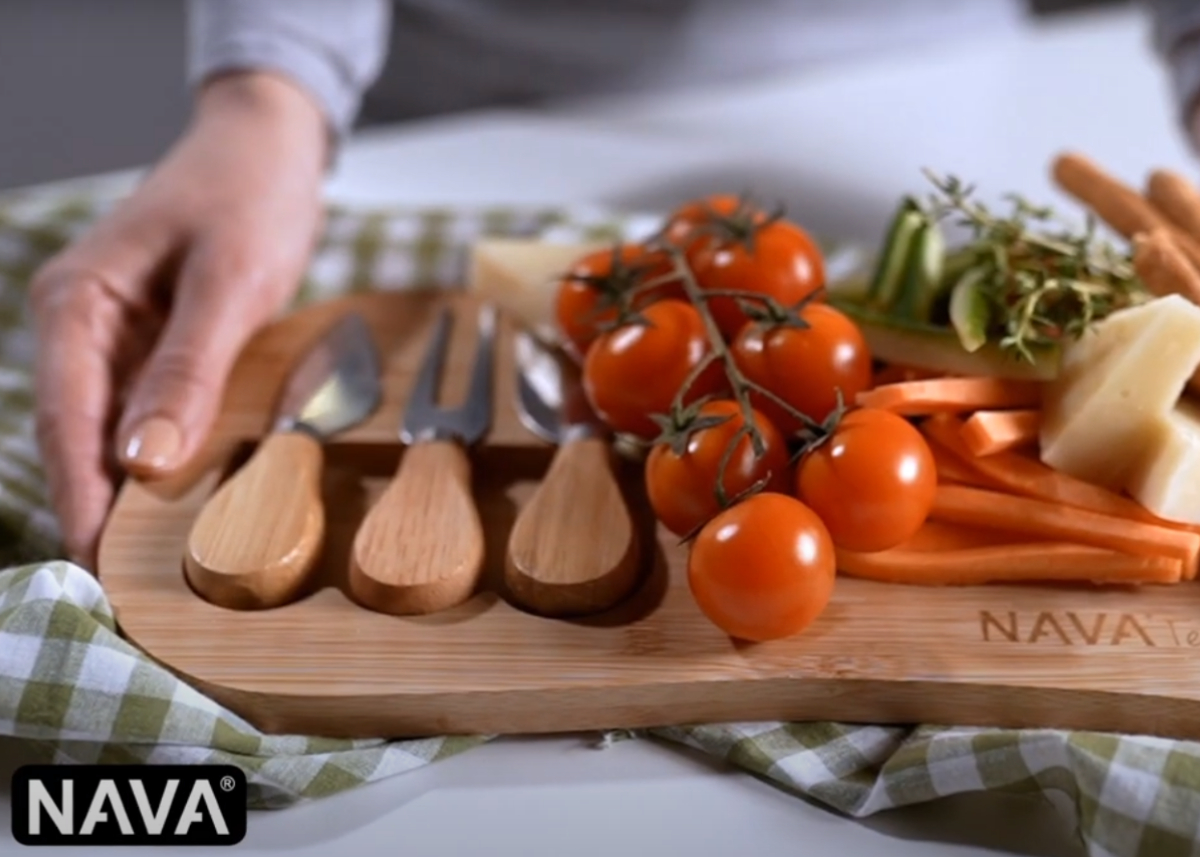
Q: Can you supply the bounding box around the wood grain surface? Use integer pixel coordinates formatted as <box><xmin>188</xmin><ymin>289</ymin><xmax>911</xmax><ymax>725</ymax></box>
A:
<box><xmin>98</xmin><ymin>290</ymin><xmax>1200</xmax><ymax>740</ymax></box>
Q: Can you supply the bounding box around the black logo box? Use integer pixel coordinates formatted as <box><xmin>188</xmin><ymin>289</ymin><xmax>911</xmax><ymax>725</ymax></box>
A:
<box><xmin>11</xmin><ymin>764</ymin><xmax>247</xmax><ymax>846</ymax></box>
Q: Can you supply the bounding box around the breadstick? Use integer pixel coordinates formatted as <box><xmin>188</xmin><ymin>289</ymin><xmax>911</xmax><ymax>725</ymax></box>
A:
<box><xmin>1133</xmin><ymin>229</ymin><xmax>1200</xmax><ymax>395</ymax></box>
<box><xmin>1132</xmin><ymin>229</ymin><xmax>1200</xmax><ymax>303</ymax></box>
<box><xmin>1147</xmin><ymin>169</ymin><xmax>1200</xmax><ymax>243</ymax></box>
<box><xmin>1051</xmin><ymin>152</ymin><xmax>1200</xmax><ymax>271</ymax></box>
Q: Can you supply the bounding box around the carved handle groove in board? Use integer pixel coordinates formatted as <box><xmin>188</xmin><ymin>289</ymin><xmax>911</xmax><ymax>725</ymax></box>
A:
<box><xmin>505</xmin><ymin>436</ymin><xmax>640</xmax><ymax>617</ymax></box>
<box><xmin>349</xmin><ymin>439</ymin><xmax>486</xmax><ymax>615</ymax></box>
<box><xmin>184</xmin><ymin>431</ymin><xmax>325</xmax><ymax>610</ymax></box>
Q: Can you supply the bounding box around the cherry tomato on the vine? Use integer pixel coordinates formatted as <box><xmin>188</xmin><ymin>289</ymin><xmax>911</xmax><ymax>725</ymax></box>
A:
<box><xmin>645</xmin><ymin>400</ymin><xmax>790</xmax><ymax>537</ymax></box>
<box><xmin>692</xmin><ymin>219</ymin><xmax>826</xmax><ymax>340</ymax></box>
<box><xmin>732</xmin><ymin>303</ymin><xmax>873</xmax><ymax>434</ymax></box>
<box><xmin>794</xmin><ymin>408</ymin><xmax>937</xmax><ymax>553</ymax></box>
<box><xmin>687</xmin><ymin>493</ymin><xmax>836</xmax><ymax>642</ymax></box>
<box><xmin>582</xmin><ymin>299</ymin><xmax>725</xmax><ymax>439</ymax></box>
<box><xmin>661</xmin><ymin>195</ymin><xmax>769</xmax><ymax>263</ymax></box>
<box><xmin>554</xmin><ymin>243</ymin><xmax>680</xmax><ymax>361</ymax></box>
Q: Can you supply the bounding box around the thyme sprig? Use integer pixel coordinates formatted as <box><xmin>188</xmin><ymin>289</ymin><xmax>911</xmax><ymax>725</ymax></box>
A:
<box><xmin>920</xmin><ymin>169</ymin><xmax>1147</xmax><ymax>362</ymax></box>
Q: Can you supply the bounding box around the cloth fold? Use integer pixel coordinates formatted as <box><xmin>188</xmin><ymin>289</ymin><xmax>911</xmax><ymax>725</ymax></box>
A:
<box><xmin>2</xmin><ymin>187</ymin><xmax>1198</xmax><ymax>857</ymax></box>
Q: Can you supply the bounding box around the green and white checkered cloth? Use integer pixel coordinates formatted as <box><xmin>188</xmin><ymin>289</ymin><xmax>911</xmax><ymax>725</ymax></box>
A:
<box><xmin>2</xmin><ymin>184</ymin><xmax>1200</xmax><ymax>857</ymax></box>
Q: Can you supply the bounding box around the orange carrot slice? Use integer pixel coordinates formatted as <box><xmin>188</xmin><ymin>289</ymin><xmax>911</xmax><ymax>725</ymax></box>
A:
<box><xmin>837</xmin><ymin>542</ymin><xmax>1182</xmax><ymax>586</ymax></box>
<box><xmin>930</xmin><ymin>484</ymin><xmax>1200</xmax><ymax>574</ymax></box>
<box><xmin>856</xmin><ymin>377</ymin><xmax>1043</xmax><ymax>416</ymax></box>
<box><xmin>960</xmin><ymin>409</ymin><xmax>1041</xmax><ymax>456</ymax></box>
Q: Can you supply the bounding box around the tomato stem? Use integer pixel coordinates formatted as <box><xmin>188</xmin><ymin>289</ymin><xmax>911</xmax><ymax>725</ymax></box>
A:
<box><xmin>713</xmin><ymin>423</ymin><xmax>750</xmax><ymax>509</ymax></box>
<box><xmin>662</xmin><ymin>245</ymin><xmax>768</xmax><ymax>461</ymax></box>
<box><xmin>741</xmin><ymin>378</ymin><xmax>826</xmax><ymax>434</ymax></box>
<box><xmin>566</xmin><ymin>242</ymin><xmax>672</xmax><ymax>331</ymax></box>
<box><xmin>619</xmin><ymin>214</ymin><xmax>830</xmax><ymax>518</ymax></box>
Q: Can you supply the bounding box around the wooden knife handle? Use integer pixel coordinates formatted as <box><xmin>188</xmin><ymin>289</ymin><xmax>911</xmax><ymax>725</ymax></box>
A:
<box><xmin>184</xmin><ymin>431</ymin><xmax>325</xmax><ymax>610</ymax></box>
<box><xmin>505</xmin><ymin>435</ymin><xmax>640</xmax><ymax>617</ymax></box>
<box><xmin>349</xmin><ymin>439</ymin><xmax>486</xmax><ymax>615</ymax></box>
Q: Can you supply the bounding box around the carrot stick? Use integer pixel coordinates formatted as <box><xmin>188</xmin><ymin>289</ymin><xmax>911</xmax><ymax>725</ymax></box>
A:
<box><xmin>930</xmin><ymin>484</ymin><xmax>1200</xmax><ymax>573</ymax></box>
<box><xmin>921</xmin><ymin>414</ymin><xmax>1200</xmax><ymax>580</ymax></box>
<box><xmin>901</xmin><ymin>519</ymin><xmax>1027</xmax><ymax>551</ymax></box>
<box><xmin>960</xmin><ymin>409</ymin><xmax>1041</xmax><ymax>456</ymax></box>
<box><xmin>928</xmin><ymin>442</ymin><xmax>995</xmax><ymax>487</ymax></box>
<box><xmin>837</xmin><ymin>542</ymin><xmax>1182</xmax><ymax>586</ymax></box>
<box><xmin>871</xmin><ymin>364</ymin><xmax>947</xmax><ymax>387</ymax></box>
<box><xmin>1052</xmin><ymin>152</ymin><xmax>1200</xmax><ymax>271</ymax></box>
<box><xmin>856</xmin><ymin>378</ymin><xmax>1042</xmax><ymax>416</ymax></box>
<box><xmin>1147</xmin><ymin>169</ymin><xmax>1200</xmax><ymax>243</ymax></box>
<box><xmin>924</xmin><ymin>414</ymin><xmax>1169</xmax><ymax>520</ymax></box>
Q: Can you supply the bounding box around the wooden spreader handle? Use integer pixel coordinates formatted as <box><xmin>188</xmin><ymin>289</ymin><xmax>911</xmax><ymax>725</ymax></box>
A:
<box><xmin>505</xmin><ymin>435</ymin><xmax>640</xmax><ymax>617</ymax></box>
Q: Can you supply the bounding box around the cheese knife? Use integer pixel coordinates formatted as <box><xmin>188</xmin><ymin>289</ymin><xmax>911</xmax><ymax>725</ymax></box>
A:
<box><xmin>184</xmin><ymin>312</ymin><xmax>382</xmax><ymax>610</ymax></box>
<box><xmin>505</xmin><ymin>330</ymin><xmax>641</xmax><ymax>617</ymax></box>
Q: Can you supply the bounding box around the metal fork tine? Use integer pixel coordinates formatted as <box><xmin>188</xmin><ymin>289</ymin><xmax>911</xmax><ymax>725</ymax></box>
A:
<box><xmin>401</xmin><ymin>308</ymin><xmax>453</xmax><ymax>441</ymax></box>
<box><xmin>459</xmin><ymin>304</ymin><xmax>497</xmax><ymax>439</ymax></box>
<box><xmin>400</xmin><ymin>304</ymin><xmax>496</xmax><ymax>445</ymax></box>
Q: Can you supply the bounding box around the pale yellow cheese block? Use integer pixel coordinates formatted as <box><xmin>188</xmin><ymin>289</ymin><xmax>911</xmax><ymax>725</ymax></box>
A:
<box><xmin>467</xmin><ymin>238</ymin><xmax>606</xmax><ymax>342</ymax></box>
<box><xmin>1039</xmin><ymin>294</ymin><xmax>1200</xmax><ymax>490</ymax></box>
<box><xmin>1126</xmin><ymin>397</ymin><xmax>1200</xmax><ymax>524</ymax></box>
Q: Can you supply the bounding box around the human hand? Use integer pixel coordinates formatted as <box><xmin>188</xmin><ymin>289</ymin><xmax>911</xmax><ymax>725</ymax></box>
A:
<box><xmin>29</xmin><ymin>71</ymin><xmax>329</xmax><ymax>568</ymax></box>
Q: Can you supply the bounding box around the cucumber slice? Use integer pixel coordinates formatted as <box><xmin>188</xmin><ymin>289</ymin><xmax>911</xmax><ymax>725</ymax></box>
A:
<box><xmin>892</xmin><ymin>220</ymin><xmax>946</xmax><ymax>323</ymax></box>
<box><xmin>831</xmin><ymin>298</ymin><xmax>1060</xmax><ymax>381</ymax></box>
<box><xmin>867</xmin><ymin>197</ymin><xmax>925</xmax><ymax>306</ymax></box>
<box><xmin>948</xmin><ymin>268</ymin><xmax>992</xmax><ymax>353</ymax></box>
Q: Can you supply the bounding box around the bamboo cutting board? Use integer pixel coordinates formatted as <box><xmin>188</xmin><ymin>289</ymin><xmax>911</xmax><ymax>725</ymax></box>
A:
<box><xmin>98</xmin><ymin>289</ymin><xmax>1200</xmax><ymax>741</ymax></box>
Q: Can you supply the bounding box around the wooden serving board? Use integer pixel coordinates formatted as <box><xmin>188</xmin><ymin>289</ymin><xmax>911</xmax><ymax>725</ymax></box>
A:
<box><xmin>99</xmin><ymin>290</ymin><xmax>1200</xmax><ymax>740</ymax></box>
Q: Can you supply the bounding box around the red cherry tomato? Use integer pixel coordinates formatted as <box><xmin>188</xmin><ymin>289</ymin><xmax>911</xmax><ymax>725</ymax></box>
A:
<box><xmin>582</xmin><ymin>299</ymin><xmax>725</xmax><ymax>439</ymax></box>
<box><xmin>661</xmin><ymin>195</ymin><xmax>769</xmax><ymax>263</ymax></box>
<box><xmin>687</xmin><ymin>493</ymin><xmax>836</xmax><ymax>642</ymax></box>
<box><xmin>794</xmin><ymin>408</ymin><xmax>938</xmax><ymax>553</ymax></box>
<box><xmin>731</xmin><ymin>303</ymin><xmax>873</xmax><ymax>434</ymax></box>
<box><xmin>554</xmin><ymin>243</ymin><xmax>680</xmax><ymax>361</ymax></box>
<box><xmin>645</xmin><ymin>400</ymin><xmax>791</xmax><ymax>537</ymax></box>
<box><xmin>692</xmin><ymin>220</ymin><xmax>826</xmax><ymax>340</ymax></box>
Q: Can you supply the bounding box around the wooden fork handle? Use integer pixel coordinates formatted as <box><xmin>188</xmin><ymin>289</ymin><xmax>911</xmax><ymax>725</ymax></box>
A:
<box><xmin>349</xmin><ymin>439</ymin><xmax>486</xmax><ymax>615</ymax></box>
<box><xmin>184</xmin><ymin>431</ymin><xmax>326</xmax><ymax>610</ymax></box>
<box><xmin>505</xmin><ymin>435</ymin><xmax>640</xmax><ymax>617</ymax></box>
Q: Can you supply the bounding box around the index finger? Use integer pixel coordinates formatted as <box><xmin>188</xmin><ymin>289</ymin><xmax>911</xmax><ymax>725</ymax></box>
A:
<box><xmin>30</xmin><ymin>270</ymin><xmax>121</xmax><ymax>567</ymax></box>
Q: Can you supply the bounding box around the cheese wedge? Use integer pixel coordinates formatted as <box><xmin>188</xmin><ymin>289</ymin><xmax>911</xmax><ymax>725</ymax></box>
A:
<box><xmin>467</xmin><ymin>238</ymin><xmax>605</xmax><ymax>341</ymax></box>
<box><xmin>1039</xmin><ymin>294</ymin><xmax>1200</xmax><ymax>490</ymax></box>
<box><xmin>1126</xmin><ymin>398</ymin><xmax>1200</xmax><ymax>524</ymax></box>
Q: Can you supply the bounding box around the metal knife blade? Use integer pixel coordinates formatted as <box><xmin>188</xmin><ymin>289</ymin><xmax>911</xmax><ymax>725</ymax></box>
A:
<box><xmin>513</xmin><ymin>330</ymin><xmax>604</xmax><ymax>443</ymax></box>
<box><xmin>272</xmin><ymin>312</ymin><xmax>383</xmax><ymax>438</ymax></box>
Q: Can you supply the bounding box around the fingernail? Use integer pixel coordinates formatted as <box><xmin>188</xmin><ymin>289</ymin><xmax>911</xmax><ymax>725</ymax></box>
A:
<box><xmin>122</xmin><ymin>417</ymin><xmax>182</xmax><ymax>469</ymax></box>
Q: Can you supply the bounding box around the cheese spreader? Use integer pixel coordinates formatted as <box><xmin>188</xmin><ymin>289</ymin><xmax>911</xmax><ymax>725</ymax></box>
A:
<box><xmin>184</xmin><ymin>312</ymin><xmax>383</xmax><ymax>610</ymax></box>
<box><xmin>505</xmin><ymin>330</ymin><xmax>641</xmax><ymax>617</ymax></box>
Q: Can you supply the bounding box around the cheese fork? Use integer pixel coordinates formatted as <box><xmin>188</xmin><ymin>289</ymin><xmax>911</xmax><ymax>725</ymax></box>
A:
<box><xmin>349</xmin><ymin>304</ymin><xmax>495</xmax><ymax>615</ymax></box>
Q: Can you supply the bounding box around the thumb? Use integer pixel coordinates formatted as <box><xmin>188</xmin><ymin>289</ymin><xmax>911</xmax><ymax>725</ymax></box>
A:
<box><xmin>116</xmin><ymin>238</ymin><xmax>291</xmax><ymax>477</ymax></box>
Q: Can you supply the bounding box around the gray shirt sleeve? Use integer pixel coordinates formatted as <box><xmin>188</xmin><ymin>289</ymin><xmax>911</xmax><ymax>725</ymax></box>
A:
<box><xmin>185</xmin><ymin>0</ymin><xmax>392</xmax><ymax>138</ymax></box>
<box><xmin>1148</xmin><ymin>0</ymin><xmax>1200</xmax><ymax>134</ymax></box>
